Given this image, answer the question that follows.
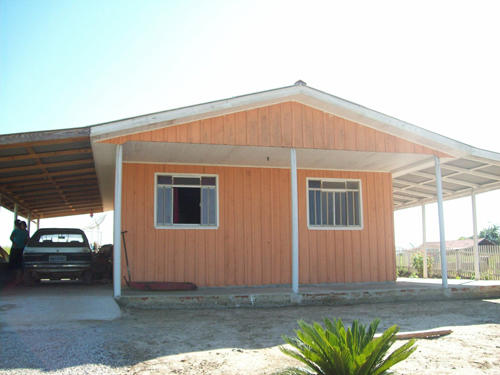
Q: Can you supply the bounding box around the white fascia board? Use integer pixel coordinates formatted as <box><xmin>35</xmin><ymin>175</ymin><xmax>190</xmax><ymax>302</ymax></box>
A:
<box><xmin>297</xmin><ymin>86</ymin><xmax>500</xmax><ymax>160</ymax></box>
<box><xmin>90</xmin><ymin>85</ymin><xmax>303</xmax><ymax>141</ymax></box>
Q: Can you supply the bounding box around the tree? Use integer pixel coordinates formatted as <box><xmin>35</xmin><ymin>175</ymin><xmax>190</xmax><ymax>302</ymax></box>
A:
<box><xmin>479</xmin><ymin>224</ymin><xmax>500</xmax><ymax>245</ymax></box>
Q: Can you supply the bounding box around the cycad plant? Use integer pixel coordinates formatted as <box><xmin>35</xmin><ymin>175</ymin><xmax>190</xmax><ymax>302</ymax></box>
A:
<box><xmin>279</xmin><ymin>318</ymin><xmax>416</xmax><ymax>375</ymax></box>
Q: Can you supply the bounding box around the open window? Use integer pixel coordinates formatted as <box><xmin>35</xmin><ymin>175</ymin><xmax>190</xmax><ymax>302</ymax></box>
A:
<box><xmin>307</xmin><ymin>178</ymin><xmax>362</xmax><ymax>229</ymax></box>
<box><xmin>155</xmin><ymin>174</ymin><xmax>218</xmax><ymax>228</ymax></box>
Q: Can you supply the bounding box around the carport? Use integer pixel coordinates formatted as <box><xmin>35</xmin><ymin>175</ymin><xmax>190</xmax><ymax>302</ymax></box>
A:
<box><xmin>0</xmin><ymin>128</ymin><xmax>120</xmax><ymax>323</ymax></box>
<box><xmin>0</xmin><ymin>126</ymin><xmax>103</xmax><ymax>225</ymax></box>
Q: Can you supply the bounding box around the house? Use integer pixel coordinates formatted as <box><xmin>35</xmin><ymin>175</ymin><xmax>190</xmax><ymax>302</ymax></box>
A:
<box><xmin>2</xmin><ymin>81</ymin><xmax>500</xmax><ymax>297</ymax></box>
<box><xmin>415</xmin><ymin>238</ymin><xmax>496</xmax><ymax>251</ymax></box>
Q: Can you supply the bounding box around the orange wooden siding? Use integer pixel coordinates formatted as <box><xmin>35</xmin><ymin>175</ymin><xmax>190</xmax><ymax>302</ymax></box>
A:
<box><xmin>121</xmin><ymin>163</ymin><xmax>395</xmax><ymax>286</ymax></box>
<box><xmin>103</xmin><ymin>102</ymin><xmax>445</xmax><ymax>156</ymax></box>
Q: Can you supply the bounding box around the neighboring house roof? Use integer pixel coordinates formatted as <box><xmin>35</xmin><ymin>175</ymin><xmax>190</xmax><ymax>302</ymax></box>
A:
<box><xmin>412</xmin><ymin>238</ymin><xmax>495</xmax><ymax>250</ymax></box>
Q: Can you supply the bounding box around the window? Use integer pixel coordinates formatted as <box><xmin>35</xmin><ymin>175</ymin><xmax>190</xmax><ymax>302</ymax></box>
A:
<box><xmin>307</xmin><ymin>178</ymin><xmax>362</xmax><ymax>229</ymax></box>
<box><xmin>156</xmin><ymin>174</ymin><xmax>218</xmax><ymax>228</ymax></box>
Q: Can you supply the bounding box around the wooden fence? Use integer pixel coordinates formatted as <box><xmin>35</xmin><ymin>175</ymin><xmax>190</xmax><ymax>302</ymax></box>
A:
<box><xmin>396</xmin><ymin>245</ymin><xmax>500</xmax><ymax>280</ymax></box>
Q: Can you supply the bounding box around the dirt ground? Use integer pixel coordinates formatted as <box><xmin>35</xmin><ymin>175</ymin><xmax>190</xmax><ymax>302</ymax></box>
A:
<box><xmin>1</xmin><ymin>298</ymin><xmax>500</xmax><ymax>375</ymax></box>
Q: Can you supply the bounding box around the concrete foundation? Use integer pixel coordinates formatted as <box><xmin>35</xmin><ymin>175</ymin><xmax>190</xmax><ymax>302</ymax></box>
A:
<box><xmin>117</xmin><ymin>278</ymin><xmax>500</xmax><ymax>310</ymax></box>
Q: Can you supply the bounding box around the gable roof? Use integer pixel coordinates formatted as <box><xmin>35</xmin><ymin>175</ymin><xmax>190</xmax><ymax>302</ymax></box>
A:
<box><xmin>90</xmin><ymin>82</ymin><xmax>500</xmax><ymax>211</ymax></box>
<box><xmin>90</xmin><ymin>82</ymin><xmax>500</xmax><ymax>162</ymax></box>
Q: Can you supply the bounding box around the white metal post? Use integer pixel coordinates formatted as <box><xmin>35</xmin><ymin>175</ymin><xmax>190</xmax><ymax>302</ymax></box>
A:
<box><xmin>13</xmin><ymin>203</ymin><xmax>18</xmax><ymax>228</ymax></box>
<box><xmin>113</xmin><ymin>144</ymin><xmax>123</xmax><ymax>298</ymax></box>
<box><xmin>421</xmin><ymin>204</ymin><xmax>428</xmax><ymax>278</ymax></box>
<box><xmin>36</xmin><ymin>218</ymin><xmax>40</xmax><ymax>230</ymax></box>
<box><xmin>290</xmin><ymin>148</ymin><xmax>299</xmax><ymax>294</ymax></box>
<box><xmin>434</xmin><ymin>156</ymin><xmax>448</xmax><ymax>288</ymax></box>
<box><xmin>471</xmin><ymin>191</ymin><xmax>480</xmax><ymax>280</ymax></box>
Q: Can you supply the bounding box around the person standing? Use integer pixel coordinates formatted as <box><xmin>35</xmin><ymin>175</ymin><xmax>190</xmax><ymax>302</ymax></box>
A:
<box><xmin>9</xmin><ymin>220</ymin><xmax>29</xmax><ymax>285</ymax></box>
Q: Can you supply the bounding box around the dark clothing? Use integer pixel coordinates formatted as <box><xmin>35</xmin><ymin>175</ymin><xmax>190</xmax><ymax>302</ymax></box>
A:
<box><xmin>9</xmin><ymin>227</ymin><xmax>28</xmax><ymax>270</ymax></box>
<box><xmin>10</xmin><ymin>228</ymin><xmax>28</xmax><ymax>249</ymax></box>
<box><xmin>9</xmin><ymin>247</ymin><xmax>24</xmax><ymax>269</ymax></box>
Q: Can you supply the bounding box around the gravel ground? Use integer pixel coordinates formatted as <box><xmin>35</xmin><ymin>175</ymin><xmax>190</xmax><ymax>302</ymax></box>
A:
<box><xmin>1</xmin><ymin>298</ymin><xmax>499</xmax><ymax>374</ymax></box>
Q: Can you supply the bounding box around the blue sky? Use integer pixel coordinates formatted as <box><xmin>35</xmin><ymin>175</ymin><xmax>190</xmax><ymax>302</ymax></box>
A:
<box><xmin>1</xmin><ymin>0</ymin><xmax>500</xmax><ymax>248</ymax></box>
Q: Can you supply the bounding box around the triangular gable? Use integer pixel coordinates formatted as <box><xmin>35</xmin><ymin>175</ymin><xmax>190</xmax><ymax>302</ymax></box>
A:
<box><xmin>101</xmin><ymin>102</ymin><xmax>445</xmax><ymax>156</ymax></box>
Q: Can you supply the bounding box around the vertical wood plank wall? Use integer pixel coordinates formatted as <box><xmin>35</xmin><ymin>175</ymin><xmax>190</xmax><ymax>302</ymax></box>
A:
<box><xmin>103</xmin><ymin>102</ymin><xmax>446</xmax><ymax>157</ymax></box>
<box><xmin>121</xmin><ymin>163</ymin><xmax>395</xmax><ymax>286</ymax></box>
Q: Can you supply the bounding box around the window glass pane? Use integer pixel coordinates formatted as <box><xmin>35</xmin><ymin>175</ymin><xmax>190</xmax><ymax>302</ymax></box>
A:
<box><xmin>173</xmin><ymin>187</ymin><xmax>201</xmax><ymax>224</ymax></box>
<box><xmin>321</xmin><ymin>191</ymin><xmax>327</xmax><ymax>225</ymax></box>
<box><xmin>157</xmin><ymin>185</ymin><xmax>165</xmax><ymax>224</ymax></box>
<box><xmin>334</xmin><ymin>192</ymin><xmax>341</xmax><ymax>225</ymax></box>
<box><xmin>201</xmin><ymin>176</ymin><xmax>216</xmax><ymax>186</ymax></box>
<box><xmin>309</xmin><ymin>190</ymin><xmax>316</xmax><ymax>225</ymax></box>
<box><xmin>308</xmin><ymin>180</ymin><xmax>321</xmax><ymax>188</ymax></box>
<box><xmin>173</xmin><ymin>177</ymin><xmax>200</xmax><ymax>186</ymax></box>
<box><xmin>315</xmin><ymin>190</ymin><xmax>321</xmax><ymax>225</ymax></box>
<box><xmin>165</xmin><ymin>186</ymin><xmax>172</xmax><ymax>224</ymax></box>
<box><xmin>347</xmin><ymin>192</ymin><xmax>354</xmax><ymax>225</ymax></box>
<box><xmin>327</xmin><ymin>192</ymin><xmax>334</xmax><ymax>225</ymax></box>
<box><xmin>346</xmin><ymin>181</ymin><xmax>359</xmax><ymax>190</ymax></box>
<box><xmin>323</xmin><ymin>181</ymin><xmax>346</xmax><ymax>189</ymax></box>
<box><xmin>157</xmin><ymin>186</ymin><xmax>172</xmax><ymax>225</ymax></box>
<box><xmin>201</xmin><ymin>188</ymin><xmax>209</xmax><ymax>225</ymax></box>
<box><xmin>208</xmin><ymin>188</ymin><xmax>217</xmax><ymax>225</ymax></box>
<box><xmin>341</xmin><ymin>192</ymin><xmax>347</xmax><ymax>226</ymax></box>
<box><xmin>354</xmin><ymin>191</ymin><xmax>360</xmax><ymax>226</ymax></box>
<box><xmin>157</xmin><ymin>175</ymin><xmax>172</xmax><ymax>185</ymax></box>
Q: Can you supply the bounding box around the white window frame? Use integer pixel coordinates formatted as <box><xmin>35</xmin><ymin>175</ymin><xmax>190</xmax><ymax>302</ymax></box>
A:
<box><xmin>154</xmin><ymin>172</ymin><xmax>219</xmax><ymax>229</ymax></box>
<box><xmin>306</xmin><ymin>177</ymin><xmax>363</xmax><ymax>230</ymax></box>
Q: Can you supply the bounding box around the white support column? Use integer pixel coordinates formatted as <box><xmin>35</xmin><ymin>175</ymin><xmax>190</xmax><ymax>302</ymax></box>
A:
<box><xmin>113</xmin><ymin>144</ymin><xmax>123</xmax><ymax>298</ymax></box>
<box><xmin>421</xmin><ymin>204</ymin><xmax>428</xmax><ymax>278</ymax></box>
<box><xmin>36</xmin><ymin>218</ymin><xmax>40</xmax><ymax>230</ymax></box>
<box><xmin>434</xmin><ymin>155</ymin><xmax>448</xmax><ymax>288</ymax></box>
<box><xmin>471</xmin><ymin>191</ymin><xmax>480</xmax><ymax>280</ymax></box>
<box><xmin>13</xmin><ymin>203</ymin><xmax>18</xmax><ymax>228</ymax></box>
<box><xmin>290</xmin><ymin>148</ymin><xmax>299</xmax><ymax>294</ymax></box>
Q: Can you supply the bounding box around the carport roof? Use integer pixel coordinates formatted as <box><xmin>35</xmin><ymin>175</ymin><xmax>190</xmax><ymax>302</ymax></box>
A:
<box><xmin>0</xmin><ymin>127</ymin><xmax>103</xmax><ymax>219</ymax></box>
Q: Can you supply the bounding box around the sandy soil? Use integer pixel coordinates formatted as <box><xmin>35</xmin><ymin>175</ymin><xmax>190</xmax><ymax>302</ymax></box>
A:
<box><xmin>2</xmin><ymin>298</ymin><xmax>500</xmax><ymax>374</ymax></box>
<box><xmin>118</xmin><ymin>298</ymin><xmax>500</xmax><ymax>375</ymax></box>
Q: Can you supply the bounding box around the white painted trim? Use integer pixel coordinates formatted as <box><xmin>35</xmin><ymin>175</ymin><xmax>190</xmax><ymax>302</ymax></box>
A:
<box><xmin>155</xmin><ymin>225</ymin><xmax>219</xmax><ymax>230</ymax></box>
<box><xmin>12</xmin><ymin>203</ymin><xmax>17</xmax><ymax>229</ymax></box>
<box><xmin>434</xmin><ymin>156</ymin><xmax>448</xmax><ymax>288</ymax></box>
<box><xmin>153</xmin><ymin>172</ymin><xmax>219</xmax><ymax>230</ymax></box>
<box><xmin>308</xmin><ymin>226</ymin><xmax>364</xmax><ymax>231</ymax></box>
<box><xmin>421</xmin><ymin>204</ymin><xmax>428</xmax><ymax>278</ymax></box>
<box><xmin>305</xmin><ymin>177</ymin><xmax>364</xmax><ymax>230</ymax></box>
<box><xmin>90</xmin><ymin>85</ymin><xmax>303</xmax><ymax>140</ymax></box>
<box><xmin>123</xmin><ymin>160</ymin><xmax>390</xmax><ymax>174</ymax></box>
<box><xmin>290</xmin><ymin>148</ymin><xmax>299</xmax><ymax>294</ymax></box>
<box><xmin>90</xmin><ymin>84</ymin><xmax>500</xmax><ymax>162</ymax></box>
<box><xmin>113</xmin><ymin>144</ymin><xmax>123</xmax><ymax>298</ymax></box>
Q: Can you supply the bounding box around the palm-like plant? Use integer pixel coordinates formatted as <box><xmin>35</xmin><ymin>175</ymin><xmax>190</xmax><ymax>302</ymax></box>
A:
<box><xmin>279</xmin><ymin>318</ymin><xmax>416</xmax><ymax>375</ymax></box>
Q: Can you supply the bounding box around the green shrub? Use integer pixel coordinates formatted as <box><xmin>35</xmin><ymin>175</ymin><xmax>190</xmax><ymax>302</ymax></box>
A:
<box><xmin>279</xmin><ymin>318</ymin><xmax>416</xmax><ymax>375</ymax></box>
<box><xmin>412</xmin><ymin>253</ymin><xmax>432</xmax><ymax>278</ymax></box>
